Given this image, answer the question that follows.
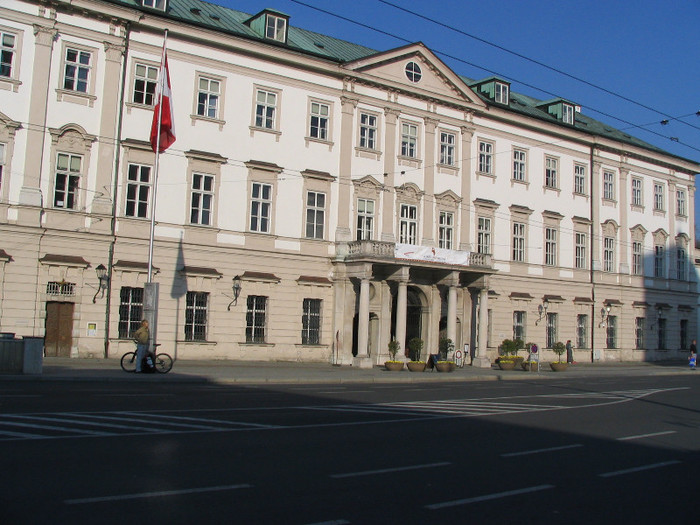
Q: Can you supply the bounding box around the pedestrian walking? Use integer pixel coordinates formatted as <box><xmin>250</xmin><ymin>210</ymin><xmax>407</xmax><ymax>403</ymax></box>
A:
<box><xmin>566</xmin><ymin>340</ymin><xmax>574</xmax><ymax>364</ymax></box>
<box><xmin>133</xmin><ymin>319</ymin><xmax>150</xmax><ymax>373</ymax></box>
<box><xmin>690</xmin><ymin>339</ymin><xmax>697</xmax><ymax>370</ymax></box>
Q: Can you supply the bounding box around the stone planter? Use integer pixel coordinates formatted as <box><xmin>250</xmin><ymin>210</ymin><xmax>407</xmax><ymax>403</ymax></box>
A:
<box><xmin>435</xmin><ymin>361</ymin><xmax>455</xmax><ymax>372</ymax></box>
<box><xmin>384</xmin><ymin>361</ymin><xmax>404</xmax><ymax>371</ymax></box>
<box><xmin>550</xmin><ymin>362</ymin><xmax>568</xmax><ymax>372</ymax></box>
<box><xmin>521</xmin><ymin>361</ymin><xmax>538</xmax><ymax>371</ymax></box>
<box><xmin>513</xmin><ymin>356</ymin><xmax>525</xmax><ymax>367</ymax></box>
<box><xmin>407</xmin><ymin>361</ymin><xmax>426</xmax><ymax>372</ymax></box>
<box><xmin>497</xmin><ymin>360</ymin><xmax>516</xmax><ymax>370</ymax></box>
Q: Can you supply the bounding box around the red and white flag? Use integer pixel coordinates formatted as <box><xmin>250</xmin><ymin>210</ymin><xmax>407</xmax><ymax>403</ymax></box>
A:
<box><xmin>150</xmin><ymin>51</ymin><xmax>176</xmax><ymax>153</ymax></box>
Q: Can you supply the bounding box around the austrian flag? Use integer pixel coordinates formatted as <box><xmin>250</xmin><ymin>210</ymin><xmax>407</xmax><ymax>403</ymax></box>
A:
<box><xmin>150</xmin><ymin>52</ymin><xmax>176</xmax><ymax>153</ymax></box>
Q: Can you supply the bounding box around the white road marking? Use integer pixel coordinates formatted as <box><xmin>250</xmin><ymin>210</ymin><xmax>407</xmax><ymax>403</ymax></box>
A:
<box><xmin>426</xmin><ymin>484</ymin><xmax>555</xmax><ymax>509</ymax></box>
<box><xmin>598</xmin><ymin>460</ymin><xmax>681</xmax><ymax>478</ymax></box>
<box><xmin>616</xmin><ymin>430</ymin><xmax>677</xmax><ymax>441</ymax></box>
<box><xmin>501</xmin><ymin>444</ymin><xmax>583</xmax><ymax>457</ymax></box>
<box><xmin>304</xmin><ymin>521</ymin><xmax>350</xmax><ymax>525</ymax></box>
<box><xmin>331</xmin><ymin>462</ymin><xmax>450</xmax><ymax>479</ymax></box>
<box><xmin>65</xmin><ymin>484</ymin><xmax>252</xmax><ymax>504</ymax></box>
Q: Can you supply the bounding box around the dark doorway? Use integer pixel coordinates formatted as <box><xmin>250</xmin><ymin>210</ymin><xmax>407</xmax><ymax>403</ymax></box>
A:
<box><xmin>45</xmin><ymin>302</ymin><xmax>73</xmax><ymax>357</ymax></box>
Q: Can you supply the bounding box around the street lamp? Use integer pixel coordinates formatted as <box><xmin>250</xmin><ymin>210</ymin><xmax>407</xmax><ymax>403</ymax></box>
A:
<box><xmin>92</xmin><ymin>263</ymin><xmax>109</xmax><ymax>303</ymax></box>
<box><xmin>227</xmin><ymin>275</ymin><xmax>242</xmax><ymax>310</ymax></box>
<box><xmin>599</xmin><ymin>305</ymin><xmax>611</xmax><ymax>328</ymax></box>
<box><xmin>535</xmin><ymin>298</ymin><xmax>549</xmax><ymax>325</ymax></box>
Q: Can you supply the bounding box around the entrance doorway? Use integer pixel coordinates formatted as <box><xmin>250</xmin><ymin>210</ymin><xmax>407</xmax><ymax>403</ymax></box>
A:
<box><xmin>45</xmin><ymin>302</ymin><xmax>74</xmax><ymax>357</ymax></box>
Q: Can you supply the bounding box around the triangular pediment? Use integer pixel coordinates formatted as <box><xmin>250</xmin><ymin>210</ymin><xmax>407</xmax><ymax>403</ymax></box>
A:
<box><xmin>343</xmin><ymin>43</ymin><xmax>485</xmax><ymax>109</ymax></box>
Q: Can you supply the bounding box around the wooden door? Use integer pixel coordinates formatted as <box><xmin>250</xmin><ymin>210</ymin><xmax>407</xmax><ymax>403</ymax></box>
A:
<box><xmin>45</xmin><ymin>302</ymin><xmax>74</xmax><ymax>357</ymax></box>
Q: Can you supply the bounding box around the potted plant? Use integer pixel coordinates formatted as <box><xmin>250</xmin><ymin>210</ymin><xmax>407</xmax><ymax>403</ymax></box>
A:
<box><xmin>436</xmin><ymin>337</ymin><xmax>455</xmax><ymax>372</ymax></box>
<box><xmin>512</xmin><ymin>338</ymin><xmax>525</xmax><ymax>366</ymax></box>
<box><xmin>550</xmin><ymin>341</ymin><xmax>568</xmax><ymax>371</ymax></box>
<box><xmin>497</xmin><ymin>339</ymin><xmax>517</xmax><ymax>370</ymax></box>
<box><xmin>385</xmin><ymin>338</ymin><xmax>404</xmax><ymax>371</ymax></box>
<box><xmin>407</xmin><ymin>337</ymin><xmax>426</xmax><ymax>372</ymax></box>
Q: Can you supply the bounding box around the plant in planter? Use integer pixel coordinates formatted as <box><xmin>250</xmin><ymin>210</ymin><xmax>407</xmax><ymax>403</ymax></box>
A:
<box><xmin>497</xmin><ymin>339</ymin><xmax>517</xmax><ymax>370</ymax></box>
<box><xmin>550</xmin><ymin>341</ymin><xmax>568</xmax><ymax>371</ymax></box>
<box><xmin>385</xmin><ymin>338</ymin><xmax>404</xmax><ymax>371</ymax></box>
<box><xmin>436</xmin><ymin>337</ymin><xmax>455</xmax><ymax>372</ymax></box>
<box><xmin>407</xmin><ymin>337</ymin><xmax>426</xmax><ymax>372</ymax></box>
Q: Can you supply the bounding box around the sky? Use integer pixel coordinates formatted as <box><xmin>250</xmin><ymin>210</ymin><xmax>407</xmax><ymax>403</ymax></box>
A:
<box><xmin>213</xmin><ymin>0</ymin><xmax>700</xmax><ymax>227</ymax></box>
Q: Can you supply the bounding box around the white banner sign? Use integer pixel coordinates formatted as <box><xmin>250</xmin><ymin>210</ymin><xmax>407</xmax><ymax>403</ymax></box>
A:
<box><xmin>394</xmin><ymin>243</ymin><xmax>471</xmax><ymax>266</ymax></box>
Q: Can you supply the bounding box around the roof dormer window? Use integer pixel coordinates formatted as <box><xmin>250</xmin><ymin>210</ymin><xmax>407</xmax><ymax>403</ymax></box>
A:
<box><xmin>266</xmin><ymin>13</ymin><xmax>287</xmax><ymax>42</ymax></box>
<box><xmin>142</xmin><ymin>0</ymin><xmax>167</xmax><ymax>11</ymax></box>
<box><xmin>562</xmin><ymin>103</ymin><xmax>575</xmax><ymax>125</ymax></box>
<box><xmin>494</xmin><ymin>82</ymin><xmax>509</xmax><ymax>104</ymax></box>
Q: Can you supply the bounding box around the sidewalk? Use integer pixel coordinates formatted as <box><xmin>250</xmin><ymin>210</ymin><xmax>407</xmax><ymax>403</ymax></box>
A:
<box><xmin>0</xmin><ymin>357</ymin><xmax>697</xmax><ymax>384</ymax></box>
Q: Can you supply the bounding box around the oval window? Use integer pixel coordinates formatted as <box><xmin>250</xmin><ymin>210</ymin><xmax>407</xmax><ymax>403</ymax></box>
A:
<box><xmin>405</xmin><ymin>61</ymin><xmax>422</xmax><ymax>83</ymax></box>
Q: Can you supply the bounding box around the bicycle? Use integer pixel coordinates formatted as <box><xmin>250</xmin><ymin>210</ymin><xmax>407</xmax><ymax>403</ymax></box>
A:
<box><xmin>120</xmin><ymin>343</ymin><xmax>173</xmax><ymax>373</ymax></box>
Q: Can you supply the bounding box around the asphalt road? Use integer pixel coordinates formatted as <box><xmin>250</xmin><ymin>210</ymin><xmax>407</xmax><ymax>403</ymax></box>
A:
<box><xmin>1</xmin><ymin>375</ymin><xmax>698</xmax><ymax>524</ymax></box>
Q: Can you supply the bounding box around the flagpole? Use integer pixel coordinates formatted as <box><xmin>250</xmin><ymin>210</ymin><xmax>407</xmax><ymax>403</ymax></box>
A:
<box><xmin>148</xmin><ymin>29</ymin><xmax>167</xmax><ymax>284</ymax></box>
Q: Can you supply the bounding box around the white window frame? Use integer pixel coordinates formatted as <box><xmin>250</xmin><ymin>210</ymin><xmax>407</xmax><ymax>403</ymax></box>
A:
<box><xmin>562</xmin><ymin>104</ymin><xmax>575</xmax><ymax>124</ymax></box>
<box><xmin>196</xmin><ymin>75</ymin><xmax>221</xmax><ymax>120</ymax></box>
<box><xmin>477</xmin><ymin>217</ymin><xmax>491</xmax><ymax>255</ymax></box>
<box><xmin>545</xmin><ymin>156</ymin><xmax>558</xmax><ymax>189</ymax></box>
<box><xmin>513</xmin><ymin>149</ymin><xmax>526</xmax><ymax>181</ymax></box>
<box><xmin>125</xmin><ymin>163</ymin><xmax>152</xmax><ymax>218</ymax></box>
<box><xmin>631</xmin><ymin>177</ymin><xmax>643</xmax><ymax>207</ymax></box>
<box><xmin>309</xmin><ymin>100</ymin><xmax>330</xmax><ymax>141</ymax></box>
<box><xmin>190</xmin><ymin>173</ymin><xmax>215</xmax><ymax>226</ymax></box>
<box><xmin>603</xmin><ymin>237</ymin><xmax>615</xmax><ymax>272</ymax></box>
<box><xmin>495</xmin><ymin>82</ymin><xmax>509</xmax><ymax>104</ymax></box>
<box><xmin>546</xmin><ymin>312</ymin><xmax>558</xmax><ymax>348</ymax></box>
<box><xmin>438</xmin><ymin>211</ymin><xmax>454</xmax><ymax>249</ymax></box>
<box><xmin>359</xmin><ymin>112</ymin><xmax>378</xmax><ymax>150</ymax></box>
<box><xmin>575</xmin><ymin>232</ymin><xmax>587</xmax><ymax>269</ymax></box>
<box><xmin>400</xmin><ymin>122</ymin><xmax>418</xmax><ymax>158</ymax></box>
<box><xmin>577</xmin><ymin>314</ymin><xmax>588</xmax><ymax>349</ymax></box>
<box><xmin>653</xmin><ymin>182</ymin><xmax>665</xmax><ymax>211</ymax></box>
<box><xmin>478</xmin><ymin>141</ymin><xmax>493</xmax><ymax>174</ymax></box>
<box><xmin>0</xmin><ymin>142</ymin><xmax>4</xmax><ymax>194</ymax></box>
<box><xmin>603</xmin><ymin>170</ymin><xmax>615</xmax><ymax>201</ymax></box>
<box><xmin>677</xmin><ymin>247</ymin><xmax>687</xmax><ymax>280</ymax></box>
<box><xmin>356</xmin><ymin>198</ymin><xmax>375</xmax><ymax>241</ymax></box>
<box><xmin>266</xmin><ymin>14</ymin><xmax>287</xmax><ymax>42</ymax></box>
<box><xmin>574</xmin><ymin>164</ymin><xmax>586</xmax><ymax>194</ymax></box>
<box><xmin>399</xmin><ymin>203</ymin><xmax>418</xmax><ymax>245</ymax></box>
<box><xmin>0</xmin><ymin>30</ymin><xmax>17</xmax><ymax>79</ymax></box>
<box><xmin>305</xmin><ymin>191</ymin><xmax>325</xmax><ymax>239</ymax></box>
<box><xmin>62</xmin><ymin>46</ymin><xmax>92</xmax><ymax>94</ymax></box>
<box><xmin>53</xmin><ymin>152</ymin><xmax>82</xmax><ymax>210</ymax></box>
<box><xmin>632</xmin><ymin>241</ymin><xmax>643</xmax><ymax>275</ymax></box>
<box><xmin>133</xmin><ymin>62</ymin><xmax>158</xmax><ymax>106</ymax></box>
<box><xmin>545</xmin><ymin>227</ymin><xmax>557</xmax><ymax>266</ymax></box>
<box><xmin>250</xmin><ymin>182</ymin><xmax>272</xmax><ymax>233</ymax></box>
<box><xmin>512</xmin><ymin>222</ymin><xmax>525</xmax><ymax>262</ymax></box>
<box><xmin>654</xmin><ymin>244</ymin><xmax>665</xmax><ymax>278</ymax></box>
<box><xmin>676</xmin><ymin>189</ymin><xmax>687</xmax><ymax>216</ymax></box>
<box><xmin>513</xmin><ymin>311</ymin><xmax>525</xmax><ymax>341</ymax></box>
<box><xmin>254</xmin><ymin>88</ymin><xmax>278</xmax><ymax>130</ymax></box>
<box><xmin>439</xmin><ymin>131</ymin><xmax>456</xmax><ymax>166</ymax></box>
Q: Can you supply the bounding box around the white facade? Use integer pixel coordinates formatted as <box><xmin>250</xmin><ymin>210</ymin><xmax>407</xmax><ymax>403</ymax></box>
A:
<box><xmin>0</xmin><ymin>0</ymin><xmax>698</xmax><ymax>365</ymax></box>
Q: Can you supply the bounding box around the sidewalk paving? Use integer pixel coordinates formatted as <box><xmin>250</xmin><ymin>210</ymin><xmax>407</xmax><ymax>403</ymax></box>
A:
<box><xmin>0</xmin><ymin>357</ymin><xmax>697</xmax><ymax>384</ymax></box>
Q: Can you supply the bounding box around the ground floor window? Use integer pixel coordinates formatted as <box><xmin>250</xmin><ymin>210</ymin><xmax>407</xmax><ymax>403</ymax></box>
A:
<box><xmin>185</xmin><ymin>291</ymin><xmax>208</xmax><ymax>341</ymax></box>
<box><xmin>513</xmin><ymin>311</ymin><xmax>525</xmax><ymax>342</ymax></box>
<box><xmin>246</xmin><ymin>295</ymin><xmax>267</xmax><ymax>343</ymax></box>
<box><xmin>680</xmin><ymin>319</ymin><xmax>688</xmax><ymax>350</ymax></box>
<box><xmin>576</xmin><ymin>314</ymin><xmax>587</xmax><ymax>349</ymax></box>
<box><xmin>606</xmin><ymin>315</ymin><xmax>617</xmax><ymax>349</ymax></box>
<box><xmin>302</xmin><ymin>298</ymin><xmax>321</xmax><ymax>344</ymax></box>
<box><xmin>118</xmin><ymin>287</ymin><xmax>143</xmax><ymax>338</ymax></box>
<box><xmin>546</xmin><ymin>313</ymin><xmax>557</xmax><ymax>348</ymax></box>
<box><xmin>657</xmin><ymin>318</ymin><xmax>666</xmax><ymax>350</ymax></box>
<box><xmin>635</xmin><ymin>317</ymin><xmax>645</xmax><ymax>349</ymax></box>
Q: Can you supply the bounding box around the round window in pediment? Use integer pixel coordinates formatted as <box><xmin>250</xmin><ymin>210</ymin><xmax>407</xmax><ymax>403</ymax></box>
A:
<box><xmin>405</xmin><ymin>61</ymin><xmax>422</xmax><ymax>83</ymax></box>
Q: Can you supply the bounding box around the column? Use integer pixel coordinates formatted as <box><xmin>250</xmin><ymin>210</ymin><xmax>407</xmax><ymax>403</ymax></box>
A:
<box><xmin>472</xmin><ymin>286</ymin><xmax>491</xmax><ymax>368</ymax></box>
<box><xmin>19</xmin><ymin>25</ymin><xmax>58</xmax><ymax>211</ymax></box>
<box><xmin>354</xmin><ymin>276</ymin><xmax>373</xmax><ymax>368</ymax></box>
<box><xmin>395</xmin><ymin>279</ymin><xmax>408</xmax><ymax>355</ymax></box>
<box><xmin>336</xmin><ymin>96</ymin><xmax>358</xmax><ymax>241</ymax></box>
<box><xmin>422</xmin><ymin>117</ymin><xmax>437</xmax><ymax>246</ymax></box>
<box><xmin>381</xmin><ymin>108</ymin><xmax>400</xmax><ymax>242</ymax></box>
<box><xmin>459</xmin><ymin>125</ymin><xmax>475</xmax><ymax>250</ymax></box>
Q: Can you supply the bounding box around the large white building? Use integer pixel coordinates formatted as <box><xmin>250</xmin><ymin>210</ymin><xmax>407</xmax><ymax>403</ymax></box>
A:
<box><xmin>1</xmin><ymin>0</ymin><xmax>698</xmax><ymax>366</ymax></box>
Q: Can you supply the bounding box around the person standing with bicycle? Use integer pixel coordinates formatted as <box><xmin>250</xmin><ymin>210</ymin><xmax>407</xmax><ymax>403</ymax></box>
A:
<box><xmin>133</xmin><ymin>319</ymin><xmax>150</xmax><ymax>373</ymax></box>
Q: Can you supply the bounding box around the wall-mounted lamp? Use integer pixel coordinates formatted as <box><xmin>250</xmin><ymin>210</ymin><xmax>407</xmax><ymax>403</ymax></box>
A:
<box><xmin>535</xmin><ymin>299</ymin><xmax>549</xmax><ymax>325</ymax></box>
<box><xmin>227</xmin><ymin>275</ymin><xmax>242</xmax><ymax>311</ymax></box>
<box><xmin>92</xmin><ymin>264</ymin><xmax>109</xmax><ymax>303</ymax></box>
<box><xmin>599</xmin><ymin>305</ymin><xmax>611</xmax><ymax>328</ymax></box>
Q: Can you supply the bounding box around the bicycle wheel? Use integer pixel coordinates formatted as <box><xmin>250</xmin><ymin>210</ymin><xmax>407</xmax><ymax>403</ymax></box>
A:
<box><xmin>155</xmin><ymin>353</ymin><xmax>173</xmax><ymax>373</ymax></box>
<box><xmin>120</xmin><ymin>352</ymin><xmax>138</xmax><ymax>372</ymax></box>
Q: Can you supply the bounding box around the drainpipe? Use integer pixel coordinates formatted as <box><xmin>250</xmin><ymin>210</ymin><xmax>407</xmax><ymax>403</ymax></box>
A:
<box><xmin>103</xmin><ymin>23</ymin><xmax>131</xmax><ymax>358</ymax></box>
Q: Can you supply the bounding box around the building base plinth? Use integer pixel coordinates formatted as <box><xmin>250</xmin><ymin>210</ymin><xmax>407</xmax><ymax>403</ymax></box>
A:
<box><xmin>471</xmin><ymin>356</ymin><xmax>492</xmax><ymax>369</ymax></box>
<box><xmin>353</xmin><ymin>356</ymin><xmax>374</xmax><ymax>369</ymax></box>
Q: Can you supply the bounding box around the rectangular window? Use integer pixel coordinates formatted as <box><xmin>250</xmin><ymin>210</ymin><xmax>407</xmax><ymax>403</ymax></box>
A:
<box><xmin>574</xmin><ymin>164</ymin><xmax>586</xmax><ymax>194</ymax></box>
<box><xmin>143</xmin><ymin>0</ymin><xmax>166</xmax><ymax>9</ymax></box>
<box><xmin>545</xmin><ymin>227</ymin><xmax>557</xmax><ymax>266</ymax></box>
<box><xmin>657</xmin><ymin>318</ymin><xmax>666</xmax><ymax>350</ymax></box>
<box><xmin>635</xmin><ymin>317</ymin><xmax>645</xmax><ymax>349</ymax></box>
<box><xmin>632</xmin><ymin>241</ymin><xmax>643</xmax><ymax>275</ymax></box>
<box><xmin>603</xmin><ymin>171</ymin><xmax>615</xmax><ymax>200</ymax></box>
<box><xmin>197</xmin><ymin>77</ymin><xmax>220</xmax><ymax>119</ymax></box>
<box><xmin>53</xmin><ymin>153</ymin><xmax>81</xmax><ymax>209</ymax></box>
<box><xmin>577</xmin><ymin>314</ymin><xmax>588</xmax><ymax>349</ymax></box>
<box><xmin>512</xmin><ymin>222</ymin><xmax>525</xmax><ymax>262</ymax></box>
<box><xmin>478</xmin><ymin>141</ymin><xmax>493</xmax><ymax>174</ymax></box>
<box><xmin>266</xmin><ymin>14</ymin><xmax>287</xmax><ymax>42</ymax></box>
<box><xmin>63</xmin><ymin>47</ymin><xmax>91</xmax><ymax>93</ymax></box>
<box><xmin>246</xmin><ymin>295</ymin><xmax>267</xmax><ymax>343</ymax></box>
<box><xmin>250</xmin><ymin>182</ymin><xmax>272</xmax><ymax>233</ymax></box>
<box><xmin>359</xmin><ymin>113</ymin><xmax>377</xmax><ymax>150</ymax></box>
<box><xmin>125</xmin><ymin>164</ymin><xmax>151</xmax><ymax>218</ymax></box>
<box><xmin>401</xmin><ymin>123</ymin><xmax>418</xmax><ymax>158</ymax></box>
<box><xmin>133</xmin><ymin>63</ymin><xmax>158</xmax><ymax>105</ymax></box>
<box><xmin>477</xmin><ymin>217</ymin><xmax>491</xmax><ymax>255</ymax></box>
<box><xmin>399</xmin><ymin>204</ymin><xmax>418</xmax><ymax>245</ymax></box>
<box><xmin>545</xmin><ymin>157</ymin><xmax>558</xmax><ymax>188</ymax></box>
<box><xmin>255</xmin><ymin>89</ymin><xmax>277</xmax><ymax>129</ymax></box>
<box><xmin>513</xmin><ymin>149</ymin><xmax>526</xmax><ymax>181</ymax></box>
<box><xmin>438</xmin><ymin>211</ymin><xmax>454</xmax><ymax>249</ymax></box>
<box><xmin>118</xmin><ymin>287</ymin><xmax>143</xmax><ymax>339</ymax></box>
<box><xmin>190</xmin><ymin>173</ymin><xmax>214</xmax><ymax>226</ymax></box>
<box><xmin>495</xmin><ymin>82</ymin><xmax>509</xmax><ymax>104</ymax></box>
<box><xmin>676</xmin><ymin>189</ymin><xmax>686</xmax><ymax>216</ymax></box>
<box><xmin>654</xmin><ymin>183</ymin><xmax>664</xmax><ymax>211</ymax></box>
<box><xmin>185</xmin><ymin>291</ymin><xmax>208</xmax><ymax>341</ymax></box>
<box><xmin>603</xmin><ymin>237</ymin><xmax>615</xmax><ymax>272</ymax></box>
<box><xmin>677</xmin><ymin>248</ymin><xmax>687</xmax><ymax>280</ymax></box>
<box><xmin>575</xmin><ymin>232</ymin><xmax>587</xmax><ymax>269</ymax></box>
<box><xmin>680</xmin><ymin>319</ymin><xmax>688</xmax><ymax>350</ymax></box>
<box><xmin>305</xmin><ymin>191</ymin><xmax>325</xmax><ymax>239</ymax></box>
<box><xmin>301</xmin><ymin>298</ymin><xmax>321</xmax><ymax>345</ymax></box>
<box><xmin>562</xmin><ymin>104</ymin><xmax>574</xmax><ymax>124</ymax></box>
<box><xmin>439</xmin><ymin>132</ymin><xmax>455</xmax><ymax>165</ymax></box>
<box><xmin>513</xmin><ymin>311</ymin><xmax>525</xmax><ymax>342</ymax></box>
<box><xmin>654</xmin><ymin>245</ymin><xmax>665</xmax><ymax>278</ymax></box>
<box><xmin>631</xmin><ymin>178</ymin><xmax>643</xmax><ymax>206</ymax></box>
<box><xmin>1</xmin><ymin>31</ymin><xmax>17</xmax><ymax>78</ymax></box>
<box><xmin>546</xmin><ymin>312</ymin><xmax>557</xmax><ymax>348</ymax></box>
<box><xmin>606</xmin><ymin>315</ymin><xmax>617</xmax><ymax>349</ymax></box>
<box><xmin>356</xmin><ymin>198</ymin><xmax>374</xmax><ymax>241</ymax></box>
<box><xmin>310</xmin><ymin>101</ymin><xmax>329</xmax><ymax>140</ymax></box>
